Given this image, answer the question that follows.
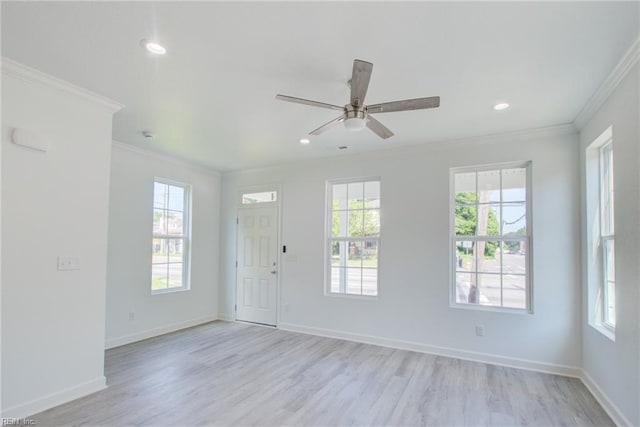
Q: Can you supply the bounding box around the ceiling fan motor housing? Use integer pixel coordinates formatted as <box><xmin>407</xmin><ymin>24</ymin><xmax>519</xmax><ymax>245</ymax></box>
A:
<box><xmin>344</xmin><ymin>104</ymin><xmax>367</xmax><ymax>131</ymax></box>
<box><xmin>345</xmin><ymin>104</ymin><xmax>366</xmax><ymax>119</ymax></box>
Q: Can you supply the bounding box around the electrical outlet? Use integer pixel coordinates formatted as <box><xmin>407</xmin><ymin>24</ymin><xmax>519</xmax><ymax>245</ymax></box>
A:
<box><xmin>128</xmin><ymin>312</ymin><xmax>135</xmax><ymax>321</ymax></box>
<box><xmin>475</xmin><ymin>325</ymin><xmax>485</xmax><ymax>337</ymax></box>
<box><xmin>57</xmin><ymin>256</ymin><xmax>80</xmax><ymax>271</ymax></box>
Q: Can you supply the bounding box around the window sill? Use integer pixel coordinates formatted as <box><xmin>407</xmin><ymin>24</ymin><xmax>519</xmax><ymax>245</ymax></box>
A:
<box><xmin>589</xmin><ymin>322</ymin><xmax>616</xmax><ymax>342</ymax></box>
<box><xmin>151</xmin><ymin>287</ymin><xmax>190</xmax><ymax>296</ymax></box>
<box><xmin>324</xmin><ymin>292</ymin><xmax>378</xmax><ymax>301</ymax></box>
<box><xmin>450</xmin><ymin>302</ymin><xmax>531</xmax><ymax>315</ymax></box>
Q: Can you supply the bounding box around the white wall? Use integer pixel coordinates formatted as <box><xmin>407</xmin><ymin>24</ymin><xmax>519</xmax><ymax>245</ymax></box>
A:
<box><xmin>105</xmin><ymin>143</ymin><xmax>220</xmax><ymax>348</ymax></box>
<box><xmin>579</xmin><ymin>62</ymin><xmax>640</xmax><ymax>426</ymax></box>
<box><xmin>219</xmin><ymin>127</ymin><xmax>583</xmax><ymax>373</ymax></box>
<box><xmin>1</xmin><ymin>60</ymin><xmax>120</xmax><ymax>417</ymax></box>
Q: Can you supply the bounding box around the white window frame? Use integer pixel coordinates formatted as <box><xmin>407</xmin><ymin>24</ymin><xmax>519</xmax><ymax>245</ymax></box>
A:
<box><xmin>241</xmin><ymin>190</ymin><xmax>278</xmax><ymax>205</ymax></box>
<box><xmin>585</xmin><ymin>126</ymin><xmax>615</xmax><ymax>340</ymax></box>
<box><xmin>151</xmin><ymin>178</ymin><xmax>192</xmax><ymax>295</ymax></box>
<box><xmin>599</xmin><ymin>140</ymin><xmax>615</xmax><ymax>330</ymax></box>
<box><xmin>450</xmin><ymin>161</ymin><xmax>533</xmax><ymax>313</ymax></box>
<box><xmin>237</xmin><ymin>184</ymin><xmax>280</xmax><ymax>209</ymax></box>
<box><xmin>325</xmin><ymin>177</ymin><xmax>381</xmax><ymax>298</ymax></box>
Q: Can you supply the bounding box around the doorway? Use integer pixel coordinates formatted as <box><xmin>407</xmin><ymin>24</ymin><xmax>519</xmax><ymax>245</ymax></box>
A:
<box><xmin>236</xmin><ymin>204</ymin><xmax>278</xmax><ymax>326</ymax></box>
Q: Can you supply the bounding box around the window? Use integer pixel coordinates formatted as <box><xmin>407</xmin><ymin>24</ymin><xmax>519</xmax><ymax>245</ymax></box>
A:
<box><xmin>452</xmin><ymin>163</ymin><xmax>531</xmax><ymax>311</ymax></box>
<box><xmin>326</xmin><ymin>178</ymin><xmax>380</xmax><ymax>296</ymax></box>
<box><xmin>152</xmin><ymin>179</ymin><xmax>191</xmax><ymax>293</ymax></box>
<box><xmin>242</xmin><ymin>191</ymin><xmax>277</xmax><ymax>204</ymax></box>
<box><xmin>586</xmin><ymin>127</ymin><xmax>616</xmax><ymax>336</ymax></box>
<box><xmin>599</xmin><ymin>141</ymin><xmax>616</xmax><ymax>327</ymax></box>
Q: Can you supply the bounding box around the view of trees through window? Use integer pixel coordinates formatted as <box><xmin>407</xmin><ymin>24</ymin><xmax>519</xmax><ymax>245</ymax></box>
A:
<box><xmin>152</xmin><ymin>180</ymin><xmax>190</xmax><ymax>292</ymax></box>
<box><xmin>453</xmin><ymin>166</ymin><xmax>530</xmax><ymax>310</ymax></box>
<box><xmin>328</xmin><ymin>180</ymin><xmax>380</xmax><ymax>296</ymax></box>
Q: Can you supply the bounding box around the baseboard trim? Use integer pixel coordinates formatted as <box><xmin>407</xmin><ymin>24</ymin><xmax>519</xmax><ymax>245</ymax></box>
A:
<box><xmin>217</xmin><ymin>313</ymin><xmax>235</xmax><ymax>322</ymax></box>
<box><xmin>1</xmin><ymin>376</ymin><xmax>106</xmax><ymax>419</ymax></box>
<box><xmin>580</xmin><ymin>370</ymin><xmax>632</xmax><ymax>427</ymax></box>
<box><xmin>105</xmin><ymin>314</ymin><xmax>218</xmax><ymax>349</ymax></box>
<box><xmin>278</xmin><ymin>322</ymin><xmax>581</xmax><ymax>378</ymax></box>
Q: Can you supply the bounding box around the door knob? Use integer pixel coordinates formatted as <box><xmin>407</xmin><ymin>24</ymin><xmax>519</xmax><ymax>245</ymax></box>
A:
<box><xmin>271</xmin><ymin>270</ymin><xmax>277</xmax><ymax>275</ymax></box>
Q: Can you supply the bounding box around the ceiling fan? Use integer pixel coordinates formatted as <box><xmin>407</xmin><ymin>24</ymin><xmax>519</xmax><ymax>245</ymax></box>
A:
<box><xmin>276</xmin><ymin>59</ymin><xmax>440</xmax><ymax>140</ymax></box>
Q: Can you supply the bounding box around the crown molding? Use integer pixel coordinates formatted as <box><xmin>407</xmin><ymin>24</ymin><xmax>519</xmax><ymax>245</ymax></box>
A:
<box><xmin>573</xmin><ymin>37</ymin><xmax>640</xmax><ymax>130</ymax></box>
<box><xmin>438</xmin><ymin>122</ymin><xmax>577</xmax><ymax>147</ymax></box>
<box><xmin>1</xmin><ymin>57</ymin><xmax>124</xmax><ymax>113</ymax></box>
<box><xmin>111</xmin><ymin>140</ymin><xmax>221</xmax><ymax>177</ymax></box>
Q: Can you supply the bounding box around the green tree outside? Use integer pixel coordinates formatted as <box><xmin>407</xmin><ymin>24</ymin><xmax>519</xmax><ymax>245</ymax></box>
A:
<box><xmin>332</xmin><ymin>200</ymin><xmax>380</xmax><ymax>258</ymax></box>
<box><xmin>503</xmin><ymin>227</ymin><xmax>526</xmax><ymax>252</ymax></box>
<box><xmin>332</xmin><ymin>200</ymin><xmax>379</xmax><ymax>238</ymax></box>
<box><xmin>455</xmin><ymin>192</ymin><xmax>499</xmax><ymax>257</ymax></box>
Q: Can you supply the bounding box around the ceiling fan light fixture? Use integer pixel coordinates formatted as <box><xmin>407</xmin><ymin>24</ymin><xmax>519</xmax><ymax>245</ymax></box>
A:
<box><xmin>343</xmin><ymin>117</ymin><xmax>366</xmax><ymax>131</ymax></box>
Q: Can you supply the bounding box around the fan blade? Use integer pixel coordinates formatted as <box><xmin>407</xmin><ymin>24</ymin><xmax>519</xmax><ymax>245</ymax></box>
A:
<box><xmin>350</xmin><ymin>60</ymin><xmax>373</xmax><ymax>107</ymax></box>
<box><xmin>366</xmin><ymin>96</ymin><xmax>440</xmax><ymax>114</ymax></box>
<box><xmin>366</xmin><ymin>115</ymin><xmax>394</xmax><ymax>139</ymax></box>
<box><xmin>276</xmin><ymin>94</ymin><xmax>345</xmax><ymax>112</ymax></box>
<box><xmin>309</xmin><ymin>114</ymin><xmax>347</xmax><ymax>135</ymax></box>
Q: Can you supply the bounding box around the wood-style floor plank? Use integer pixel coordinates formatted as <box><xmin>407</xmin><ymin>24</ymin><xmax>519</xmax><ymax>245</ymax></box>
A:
<box><xmin>31</xmin><ymin>321</ymin><xmax>613</xmax><ymax>426</ymax></box>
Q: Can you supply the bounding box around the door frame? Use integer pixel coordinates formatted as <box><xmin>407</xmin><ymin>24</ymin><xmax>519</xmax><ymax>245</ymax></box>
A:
<box><xmin>235</xmin><ymin>183</ymin><xmax>282</xmax><ymax>326</ymax></box>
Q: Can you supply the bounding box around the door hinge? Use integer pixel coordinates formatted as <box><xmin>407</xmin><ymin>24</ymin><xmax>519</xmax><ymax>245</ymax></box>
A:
<box><xmin>235</xmin><ymin>260</ymin><xmax>238</xmax><ymax>268</ymax></box>
<box><xmin>236</xmin><ymin>217</ymin><xmax>239</xmax><ymax>224</ymax></box>
<box><xmin>235</xmin><ymin>304</ymin><xmax>237</xmax><ymax>312</ymax></box>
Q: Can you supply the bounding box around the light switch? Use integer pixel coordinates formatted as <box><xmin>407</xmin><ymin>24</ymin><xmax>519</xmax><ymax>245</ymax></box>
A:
<box><xmin>12</xmin><ymin>128</ymin><xmax>50</xmax><ymax>152</ymax></box>
<box><xmin>57</xmin><ymin>256</ymin><xmax>80</xmax><ymax>271</ymax></box>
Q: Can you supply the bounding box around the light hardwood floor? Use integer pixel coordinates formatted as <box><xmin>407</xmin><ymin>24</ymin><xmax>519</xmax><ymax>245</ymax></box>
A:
<box><xmin>32</xmin><ymin>321</ymin><xmax>612</xmax><ymax>426</ymax></box>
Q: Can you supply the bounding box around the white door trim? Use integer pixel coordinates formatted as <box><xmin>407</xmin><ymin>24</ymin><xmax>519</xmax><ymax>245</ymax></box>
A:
<box><xmin>235</xmin><ymin>184</ymin><xmax>282</xmax><ymax>326</ymax></box>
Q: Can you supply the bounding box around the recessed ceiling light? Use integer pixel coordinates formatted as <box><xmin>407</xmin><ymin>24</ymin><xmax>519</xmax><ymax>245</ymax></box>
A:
<box><xmin>493</xmin><ymin>102</ymin><xmax>510</xmax><ymax>111</ymax></box>
<box><xmin>299</xmin><ymin>138</ymin><xmax>310</xmax><ymax>145</ymax></box>
<box><xmin>140</xmin><ymin>39</ymin><xmax>166</xmax><ymax>55</ymax></box>
<box><xmin>142</xmin><ymin>131</ymin><xmax>155</xmax><ymax>139</ymax></box>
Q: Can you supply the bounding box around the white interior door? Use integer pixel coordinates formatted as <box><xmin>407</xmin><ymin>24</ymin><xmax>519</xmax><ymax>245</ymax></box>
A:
<box><xmin>236</xmin><ymin>206</ymin><xmax>278</xmax><ymax>326</ymax></box>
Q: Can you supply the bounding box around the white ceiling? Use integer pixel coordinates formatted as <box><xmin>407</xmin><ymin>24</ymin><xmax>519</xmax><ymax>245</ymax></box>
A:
<box><xmin>2</xmin><ymin>2</ymin><xmax>638</xmax><ymax>172</ymax></box>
